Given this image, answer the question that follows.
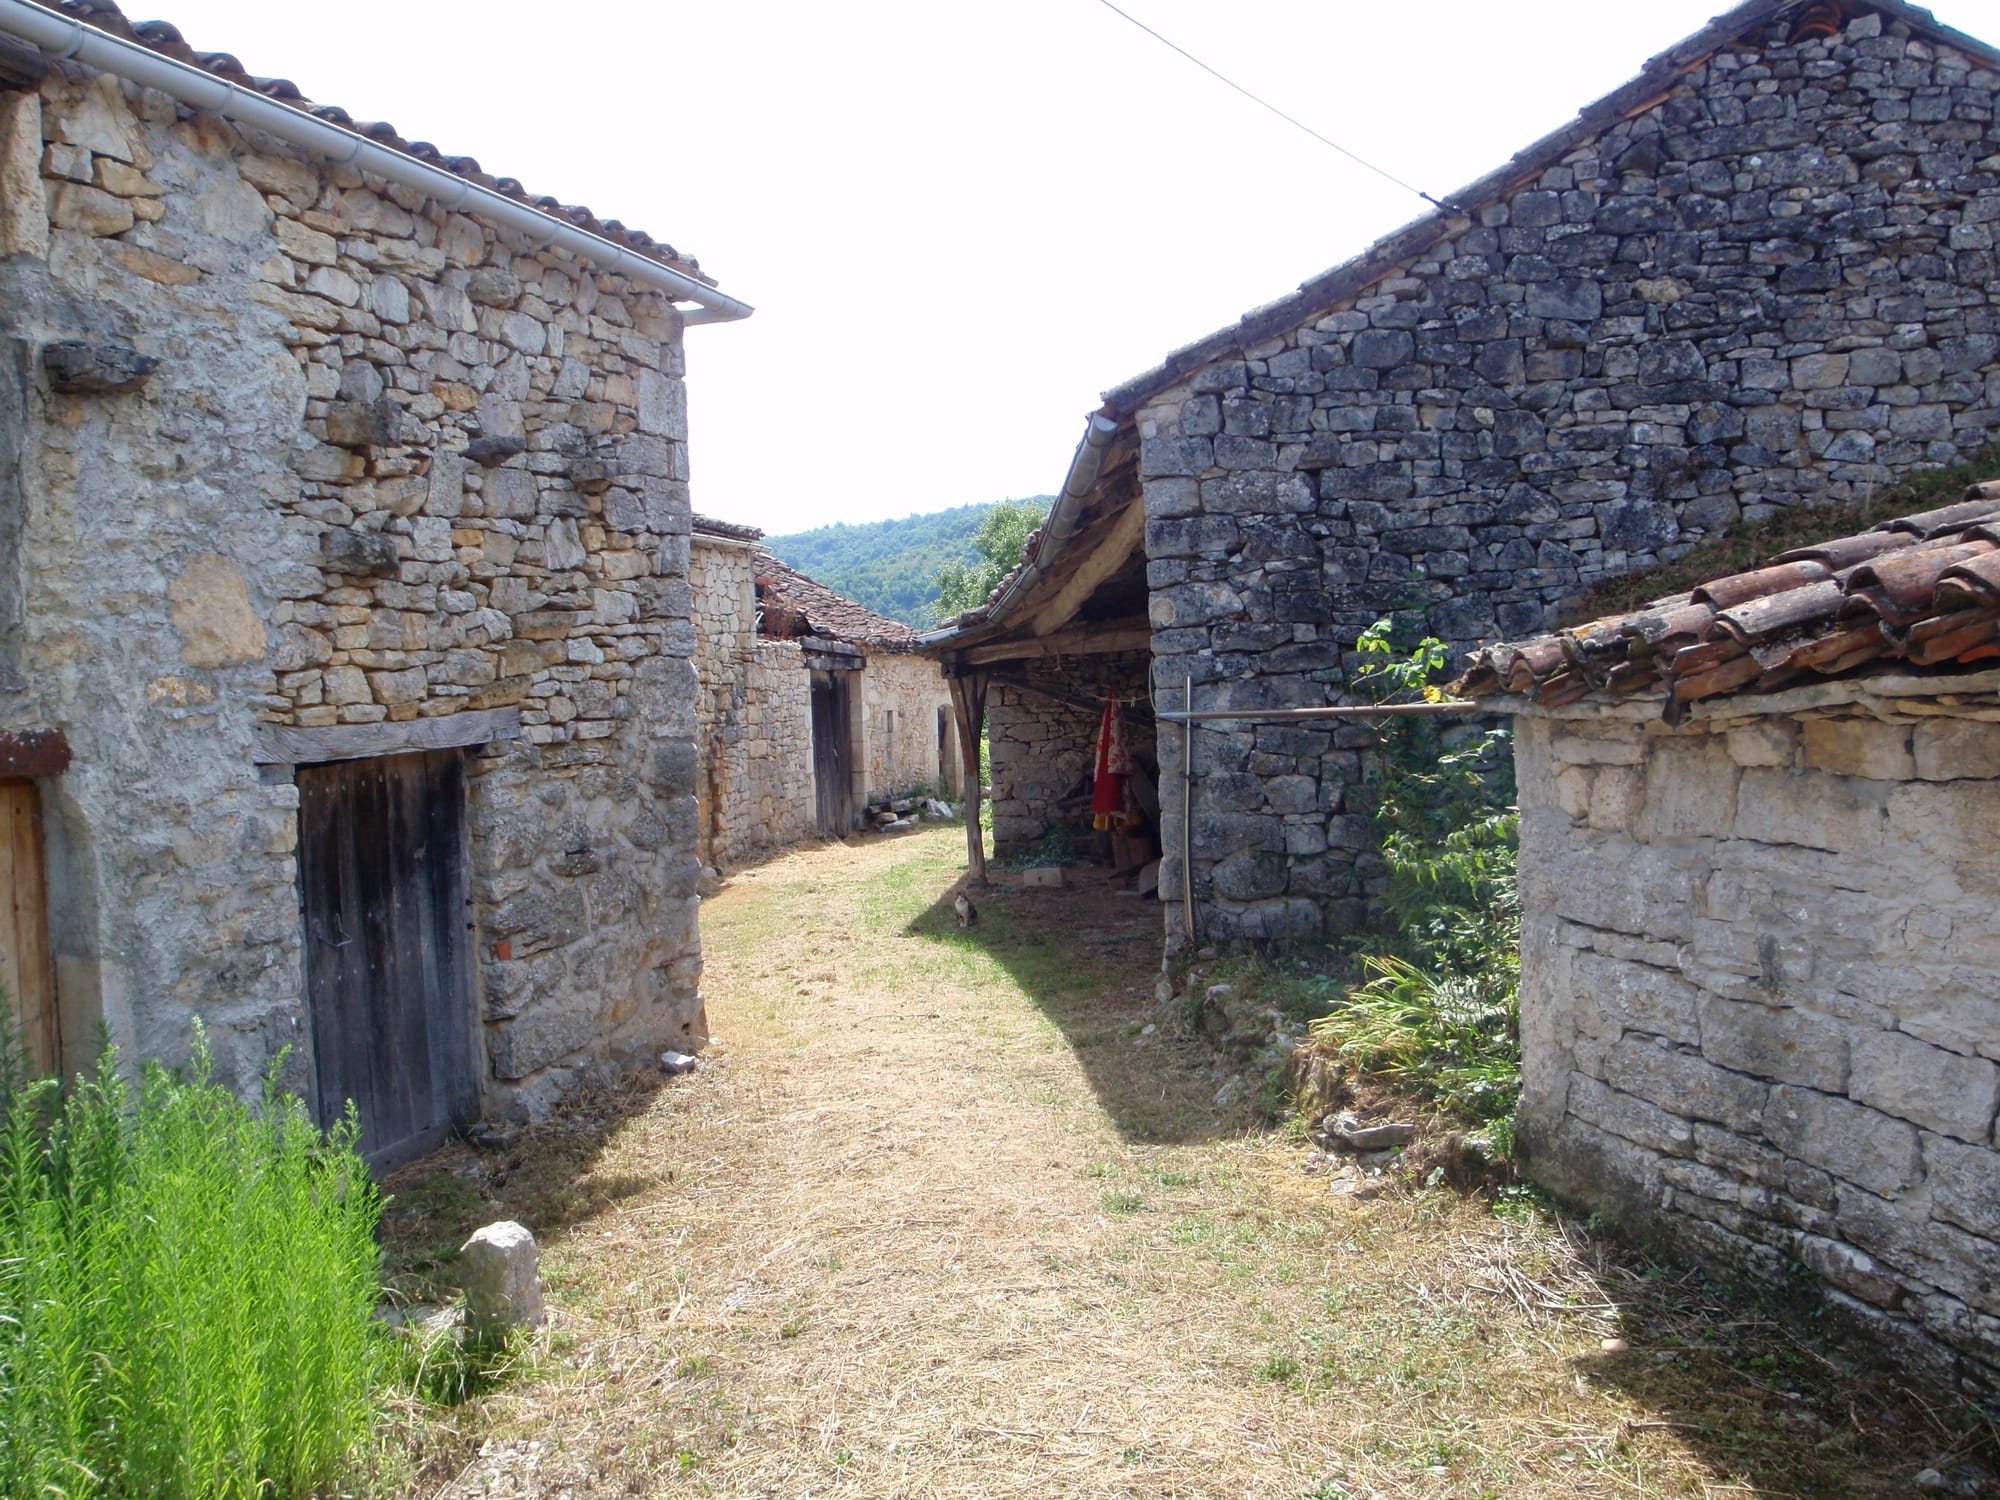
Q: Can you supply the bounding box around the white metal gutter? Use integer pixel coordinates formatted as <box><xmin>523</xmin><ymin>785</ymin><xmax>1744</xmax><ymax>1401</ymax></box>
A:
<box><xmin>915</xmin><ymin>410</ymin><xmax>1122</xmax><ymax>647</ymax></box>
<box><xmin>0</xmin><ymin>0</ymin><xmax>753</xmax><ymax>324</ymax></box>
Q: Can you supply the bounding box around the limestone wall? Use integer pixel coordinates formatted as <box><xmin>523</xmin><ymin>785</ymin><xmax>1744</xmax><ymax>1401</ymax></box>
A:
<box><xmin>687</xmin><ymin>537</ymin><xmax>814</xmax><ymax>867</ymax></box>
<box><xmin>1142</xmin><ymin>10</ymin><xmax>2000</xmax><ymax>946</ymax></box>
<box><xmin>1514</xmin><ymin>704</ymin><xmax>2000</xmax><ymax>1394</ymax></box>
<box><xmin>0</xmin><ymin>61</ymin><xmax>706</xmax><ymax>1113</ymax></box>
<box><xmin>858</xmin><ymin>652</ymin><xmax>952</xmax><ymax>801</ymax></box>
<box><xmin>987</xmin><ymin>651</ymin><xmax>1156</xmax><ymax>857</ymax></box>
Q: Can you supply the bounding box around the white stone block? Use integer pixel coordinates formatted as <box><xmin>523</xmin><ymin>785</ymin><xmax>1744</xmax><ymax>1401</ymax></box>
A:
<box><xmin>1802</xmin><ymin>719</ymin><xmax>1913</xmax><ymax>781</ymax></box>
<box><xmin>1763</xmin><ymin>1085</ymin><xmax>1922</xmax><ymax>1196</ymax></box>
<box><xmin>1554</xmin><ymin>765</ymin><xmax>1593</xmax><ymax>820</ymax></box>
<box><xmin>1912</xmin><ymin>720</ymin><xmax>2000</xmax><ymax>782</ymax></box>
<box><xmin>1725</xmin><ymin>720</ymin><xmax>1797</xmax><ymax>769</ymax></box>
<box><xmin>1850</xmin><ymin>1029</ymin><xmax>2000</xmax><ymax>1143</ymax></box>
<box><xmin>1734</xmin><ymin>767</ymin><xmax>1892</xmax><ymax>854</ymax></box>
<box><xmin>1636</xmin><ymin>736</ymin><xmax>1739</xmax><ymax>840</ymax></box>
<box><xmin>1552</xmin><ymin>732</ymin><xmax>1644</xmax><ymax>766</ymax></box>
<box><xmin>460</xmin><ymin>1220</ymin><xmax>545</xmax><ymax>1339</ymax></box>
<box><xmin>0</xmin><ymin>91</ymin><xmax>47</xmax><ymax>259</ymax></box>
<box><xmin>1587</xmin><ymin>765</ymin><xmax>1642</xmax><ymax>830</ymax></box>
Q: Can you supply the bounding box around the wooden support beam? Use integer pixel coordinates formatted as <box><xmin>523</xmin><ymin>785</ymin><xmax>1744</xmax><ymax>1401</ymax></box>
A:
<box><xmin>253</xmin><ymin>706</ymin><xmax>522</xmax><ymax>766</ymax></box>
<box><xmin>1030</xmin><ymin>501</ymin><xmax>1146</xmax><ymax>637</ymax></box>
<box><xmin>946</xmin><ymin>672</ymin><xmax>988</xmax><ymax>887</ymax></box>
<box><xmin>0</xmin><ymin>729</ymin><xmax>70</xmax><ymax>780</ymax></box>
<box><xmin>1154</xmin><ymin>701</ymin><xmax>1479</xmax><ymax>724</ymax></box>
<box><xmin>0</xmin><ymin>37</ymin><xmax>49</xmax><ymax>90</ymax></box>
<box><xmin>987</xmin><ymin>673</ymin><xmax>1156</xmax><ymax>723</ymax></box>
<box><xmin>958</xmin><ymin>620</ymin><xmax>1151</xmax><ymax>667</ymax></box>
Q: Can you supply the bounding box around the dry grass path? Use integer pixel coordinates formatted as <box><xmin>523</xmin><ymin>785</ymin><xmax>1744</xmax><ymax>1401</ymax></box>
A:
<box><xmin>389</xmin><ymin>828</ymin><xmax>1981</xmax><ymax>1499</ymax></box>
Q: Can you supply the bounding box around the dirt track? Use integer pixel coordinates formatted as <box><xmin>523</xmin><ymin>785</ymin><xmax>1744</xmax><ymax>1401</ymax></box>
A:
<box><xmin>405</xmin><ymin>827</ymin><xmax>1974</xmax><ymax>1499</ymax></box>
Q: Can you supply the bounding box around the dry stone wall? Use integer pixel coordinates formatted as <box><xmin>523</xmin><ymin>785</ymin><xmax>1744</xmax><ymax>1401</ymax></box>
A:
<box><xmin>1514</xmin><ymin>700</ymin><xmax>2000</xmax><ymax>1394</ymax></box>
<box><xmin>0</xmin><ymin>62</ymin><xmax>705</xmax><ymax>1111</ymax></box>
<box><xmin>987</xmin><ymin>651</ymin><xmax>1155</xmax><ymax>856</ymax></box>
<box><xmin>859</xmin><ymin>652</ymin><xmax>954</xmax><ymax>802</ymax></box>
<box><xmin>1142</xmin><ymin>9</ymin><xmax>2000</xmax><ymax>946</ymax></box>
<box><xmin>687</xmin><ymin>535</ymin><xmax>812</xmax><ymax>867</ymax></box>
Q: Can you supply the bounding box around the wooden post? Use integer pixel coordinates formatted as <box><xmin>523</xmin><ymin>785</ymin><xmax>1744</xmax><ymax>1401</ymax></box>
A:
<box><xmin>946</xmin><ymin>669</ymin><xmax>988</xmax><ymax>886</ymax></box>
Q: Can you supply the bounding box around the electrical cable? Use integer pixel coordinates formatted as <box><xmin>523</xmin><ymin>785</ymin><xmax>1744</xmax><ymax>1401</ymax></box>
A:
<box><xmin>1090</xmin><ymin>0</ymin><xmax>1467</xmax><ymax>214</ymax></box>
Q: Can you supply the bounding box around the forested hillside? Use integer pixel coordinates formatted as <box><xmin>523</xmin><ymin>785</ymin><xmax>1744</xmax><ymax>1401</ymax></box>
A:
<box><xmin>765</xmin><ymin>498</ymin><xmax>1050</xmax><ymax>626</ymax></box>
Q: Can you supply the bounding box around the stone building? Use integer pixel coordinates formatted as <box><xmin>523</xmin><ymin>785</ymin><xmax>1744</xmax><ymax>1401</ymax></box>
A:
<box><xmin>0</xmin><ymin>2</ymin><xmax>753</xmax><ymax>1164</ymax></box>
<box><xmin>688</xmin><ymin>516</ymin><xmax>814</xmax><ymax>868</ymax></box>
<box><xmin>688</xmin><ymin>518</ymin><xmax>953</xmax><ymax>864</ymax></box>
<box><xmin>1457</xmin><ymin>485</ymin><xmax>2000</xmax><ymax>1397</ymax></box>
<box><xmin>927</xmin><ymin>0</ymin><xmax>2000</xmax><ymax>950</ymax></box>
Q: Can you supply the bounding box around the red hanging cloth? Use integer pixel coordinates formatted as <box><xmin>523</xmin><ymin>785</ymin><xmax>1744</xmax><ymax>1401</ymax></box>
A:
<box><xmin>1092</xmin><ymin>695</ymin><xmax>1136</xmax><ymax>831</ymax></box>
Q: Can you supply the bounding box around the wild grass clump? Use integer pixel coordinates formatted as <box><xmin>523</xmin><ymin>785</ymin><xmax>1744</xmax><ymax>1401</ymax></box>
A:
<box><xmin>0</xmin><ymin>1022</ymin><xmax>384</xmax><ymax>1500</ymax></box>
<box><xmin>1305</xmin><ymin>622</ymin><xmax>1522</xmax><ymax>1127</ymax></box>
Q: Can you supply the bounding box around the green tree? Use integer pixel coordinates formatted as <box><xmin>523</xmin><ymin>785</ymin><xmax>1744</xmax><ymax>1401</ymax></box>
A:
<box><xmin>932</xmin><ymin>499</ymin><xmax>1047</xmax><ymax>622</ymax></box>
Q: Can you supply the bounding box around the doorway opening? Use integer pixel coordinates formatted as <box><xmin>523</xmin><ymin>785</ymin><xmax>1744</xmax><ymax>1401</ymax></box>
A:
<box><xmin>297</xmin><ymin>749</ymin><xmax>479</xmax><ymax>1169</ymax></box>
<box><xmin>810</xmin><ymin>670</ymin><xmax>854</xmax><ymax>836</ymax></box>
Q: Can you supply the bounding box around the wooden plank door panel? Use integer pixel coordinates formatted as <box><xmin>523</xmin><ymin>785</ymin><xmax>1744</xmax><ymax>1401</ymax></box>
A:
<box><xmin>299</xmin><ymin>751</ymin><xmax>475</xmax><ymax>1167</ymax></box>
<box><xmin>0</xmin><ymin>782</ymin><xmax>57</xmax><ymax>1076</ymax></box>
<box><xmin>812</xmin><ymin>678</ymin><xmax>843</xmax><ymax>836</ymax></box>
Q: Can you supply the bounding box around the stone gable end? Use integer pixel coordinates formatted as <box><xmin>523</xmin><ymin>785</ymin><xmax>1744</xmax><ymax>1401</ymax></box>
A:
<box><xmin>1144</xmin><ymin>9</ymin><xmax>2000</xmax><ymax>945</ymax></box>
<box><xmin>0</xmin><ymin>57</ymin><xmax>708</xmax><ymax>1121</ymax></box>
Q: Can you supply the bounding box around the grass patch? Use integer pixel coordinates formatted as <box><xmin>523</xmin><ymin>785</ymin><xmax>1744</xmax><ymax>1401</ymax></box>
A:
<box><xmin>1252</xmin><ymin>1350</ymin><xmax>1301</xmax><ymax>1384</ymax></box>
<box><xmin>0</xmin><ymin>1027</ymin><xmax>382</xmax><ymax>1500</ymax></box>
<box><xmin>1565</xmin><ymin>444</ymin><xmax>2000</xmax><ymax>624</ymax></box>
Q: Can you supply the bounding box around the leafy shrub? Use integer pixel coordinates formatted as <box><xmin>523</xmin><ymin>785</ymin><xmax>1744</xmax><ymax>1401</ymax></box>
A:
<box><xmin>0</xmin><ymin>1021</ymin><xmax>384</xmax><ymax>1500</ymax></box>
<box><xmin>1306</xmin><ymin>622</ymin><xmax>1522</xmax><ymax>1125</ymax></box>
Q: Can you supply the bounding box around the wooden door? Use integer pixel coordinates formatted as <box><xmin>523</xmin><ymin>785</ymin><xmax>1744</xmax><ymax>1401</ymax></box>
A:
<box><xmin>811</xmin><ymin>673</ymin><xmax>852</xmax><ymax>836</ymax></box>
<box><xmin>298</xmin><ymin>751</ymin><xmax>477</xmax><ymax>1169</ymax></box>
<box><xmin>0</xmin><ymin>781</ymin><xmax>57</xmax><ymax>1077</ymax></box>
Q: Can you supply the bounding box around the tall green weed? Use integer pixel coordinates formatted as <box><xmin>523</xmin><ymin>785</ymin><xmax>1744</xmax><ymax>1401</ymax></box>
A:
<box><xmin>0</xmin><ymin>1019</ymin><xmax>384</xmax><ymax>1499</ymax></box>
<box><xmin>1307</xmin><ymin>623</ymin><xmax>1522</xmax><ymax>1125</ymax></box>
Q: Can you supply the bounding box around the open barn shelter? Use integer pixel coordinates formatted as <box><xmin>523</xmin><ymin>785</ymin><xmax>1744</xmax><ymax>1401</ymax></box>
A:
<box><xmin>919</xmin><ymin>418</ymin><xmax>1165</xmax><ymax>888</ymax></box>
<box><xmin>928</xmin><ymin>0</ymin><xmax>2000</xmax><ymax>959</ymax></box>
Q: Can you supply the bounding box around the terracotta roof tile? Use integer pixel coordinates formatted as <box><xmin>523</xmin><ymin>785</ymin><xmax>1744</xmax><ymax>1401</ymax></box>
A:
<box><xmin>754</xmin><ymin>556</ymin><xmax>919</xmax><ymax>653</ymax></box>
<box><xmin>1456</xmin><ymin>482</ymin><xmax>2000</xmax><ymax>718</ymax></box>
<box><xmin>33</xmin><ymin>1</ymin><xmax>712</xmax><ymax>285</ymax></box>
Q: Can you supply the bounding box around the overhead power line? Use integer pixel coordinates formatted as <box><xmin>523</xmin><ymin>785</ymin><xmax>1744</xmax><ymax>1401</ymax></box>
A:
<box><xmin>1090</xmin><ymin>0</ymin><xmax>1466</xmax><ymax>215</ymax></box>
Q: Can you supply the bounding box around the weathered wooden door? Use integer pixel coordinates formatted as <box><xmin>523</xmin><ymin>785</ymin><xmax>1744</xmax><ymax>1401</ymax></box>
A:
<box><xmin>298</xmin><ymin>751</ymin><xmax>477</xmax><ymax>1168</ymax></box>
<box><xmin>0</xmin><ymin>781</ymin><xmax>57</xmax><ymax>1076</ymax></box>
<box><xmin>811</xmin><ymin>672</ymin><xmax>852</xmax><ymax>836</ymax></box>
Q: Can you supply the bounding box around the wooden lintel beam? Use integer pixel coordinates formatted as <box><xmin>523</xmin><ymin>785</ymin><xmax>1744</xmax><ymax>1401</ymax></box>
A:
<box><xmin>0</xmin><ymin>37</ymin><xmax>49</xmax><ymax>89</ymax></box>
<box><xmin>253</xmin><ymin>706</ymin><xmax>522</xmax><ymax>766</ymax></box>
<box><xmin>0</xmin><ymin>729</ymin><xmax>71</xmax><ymax>779</ymax></box>
<box><xmin>960</xmin><ymin>622</ymin><xmax>1151</xmax><ymax>667</ymax></box>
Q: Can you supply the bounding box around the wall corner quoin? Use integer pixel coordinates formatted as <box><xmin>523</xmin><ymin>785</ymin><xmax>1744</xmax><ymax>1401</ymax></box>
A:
<box><xmin>0</xmin><ymin>88</ymin><xmax>48</xmax><ymax>260</ymax></box>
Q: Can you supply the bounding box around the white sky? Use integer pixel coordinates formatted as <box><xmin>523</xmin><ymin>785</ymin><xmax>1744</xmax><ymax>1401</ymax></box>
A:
<box><xmin>147</xmin><ymin>0</ymin><xmax>1998</xmax><ymax>534</ymax></box>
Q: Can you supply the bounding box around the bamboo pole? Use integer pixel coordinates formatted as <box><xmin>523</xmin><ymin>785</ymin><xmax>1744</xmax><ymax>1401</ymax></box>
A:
<box><xmin>1154</xmin><ymin>701</ymin><xmax>1479</xmax><ymax>724</ymax></box>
